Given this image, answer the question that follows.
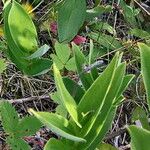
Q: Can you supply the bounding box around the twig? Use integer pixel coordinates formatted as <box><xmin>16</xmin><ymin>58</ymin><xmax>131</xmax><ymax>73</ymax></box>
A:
<box><xmin>119</xmin><ymin>144</ymin><xmax>130</xmax><ymax>150</ymax></box>
<box><xmin>105</xmin><ymin>128</ymin><xmax>127</xmax><ymax>140</ymax></box>
<box><xmin>3</xmin><ymin>95</ymin><xmax>50</xmax><ymax>104</ymax></box>
<box><xmin>134</xmin><ymin>0</ymin><xmax>150</xmax><ymax>16</ymax></box>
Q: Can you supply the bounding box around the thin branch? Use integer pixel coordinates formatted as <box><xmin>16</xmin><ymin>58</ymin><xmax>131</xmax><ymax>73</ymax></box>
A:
<box><xmin>105</xmin><ymin>128</ymin><xmax>127</xmax><ymax>140</ymax></box>
<box><xmin>4</xmin><ymin>95</ymin><xmax>50</xmax><ymax>104</ymax></box>
<box><xmin>119</xmin><ymin>144</ymin><xmax>130</xmax><ymax>150</ymax></box>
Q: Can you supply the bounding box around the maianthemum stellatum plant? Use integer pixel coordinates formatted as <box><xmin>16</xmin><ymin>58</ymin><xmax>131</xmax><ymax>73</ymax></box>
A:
<box><xmin>29</xmin><ymin>46</ymin><xmax>134</xmax><ymax>150</ymax></box>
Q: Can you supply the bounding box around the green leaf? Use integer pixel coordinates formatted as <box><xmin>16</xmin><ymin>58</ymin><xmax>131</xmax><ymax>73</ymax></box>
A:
<box><xmin>29</xmin><ymin>109</ymin><xmax>86</xmax><ymax>142</ymax></box>
<box><xmin>24</xmin><ymin>58</ymin><xmax>52</xmax><ymax>76</ymax></box>
<box><xmin>91</xmin><ymin>22</ymin><xmax>116</xmax><ymax>35</ymax></box>
<box><xmin>44</xmin><ymin>138</ymin><xmax>73</xmax><ymax>150</ymax></box>
<box><xmin>58</xmin><ymin>0</ymin><xmax>86</xmax><ymax>43</ymax></box>
<box><xmin>130</xmin><ymin>28</ymin><xmax>150</xmax><ymax>40</ymax></box>
<box><xmin>4</xmin><ymin>3</ymin><xmax>29</xmax><ymax>71</ymax></box>
<box><xmin>0</xmin><ymin>101</ymin><xmax>19</xmax><ymax>133</ymax></box>
<box><xmin>8</xmin><ymin>1</ymin><xmax>38</xmax><ymax>52</ymax></box>
<box><xmin>139</xmin><ymin>43</ymin><xmax>150</xmax><ymax>110</ymax></box>
<box><xmin>88</xmin><ymin>39</ymin><xmax>94</xmax><ymax>65</ymax></box>
<box><xmin>55</xmin><ymin>41</ymin><xmax>71</xmax><ymax>64</ymax></box>
<box><xmin>90</xmin><ymin>67</ymin><xmax>99</xmax><ymax>80</ymax></box>
<box><xmin>87</xmin><ymin>108</ymin><xmax>117</xmax><ymax>149</ymax></box>
<box><xmin>89</xmin><ymin>32</ymin><xmax>122</xmax><ymax>50</ymax></box>
<box><xmin>63</xmin><ymin>77</ymin><xmax>85</xmax><ymax>104</ymax></box>
<box><xmin>7</xmin><ymin>136</ymin><xmax>30</xmax><ymax>150</ymax></box>
<box><xmin>86</xmin><ymin>5</ymin><xmax>112</xmax><ymax>21</ymax></box>
<box><xmin>132</xmin><ymin>107</ymin><xmax>150</xmax><ymax>130</ymax></box>
<box><xmin>65</xmin><ymin>57</ymin><xmax>77</xmax><ymax>71</ymax></box>
<box><xmin>56</xmin><ymin>105</ymin><xmax>67</xmax><ymax>118</ymax></box>
<box><xmin>77</xmin><ymin>52</ymin><xmax>120</xmax><ymax>114</ymax></box>
<box><xmin>53</xmin><ymin>64</ymin><xmax>81</xmax><ymax>128</ymax></box>
<box><xmin>75</xmin><ymin>108</ymin><xmax>116</xmax><ymax>150</ymax></box>
<box><xmin>51</xmin><ymin>77</ymin><xmax>85</xmax><ymax>105</ymax></box>
<box><xmin>79</xmin><ymin>62</ymin><xmax>126</xmax><ymax>149</ymax></box>
<box><xmin>4</xmin><ymin>2</ymin><xmax>52</xmax><ymax>76</ymax></box>
<box><xmin>128</xmin><ymin>125</ymin><xmax>150</xmax><ymax>150</ymax></box>
<box><xmin>73</xmin><ymin>44</ymin><xmax>94</xmax><ymax>90</ymax></box>
<box><xmin>120</xmin><ymin>0</ymin><xmax>138</xmax><ymax>27</ymax></box>
<box><xmin>51</xmin><ymin>54</ymin><xmax>64</xmax><ymax>70</ymax></box>
<box><xmin>16</xmin><ymin>116</ymin><xmax>42</xmax><ymax>137</ymax></box>
<box><xmin>0</xmin><ymin>59</ymin><xmax>7</xmax><ymax>74</ymax></box>
<box><xmin>113</xmin><ymin>74</ymin><xmax>134</xmax><ymax>105</ymax></box>
<box><xmin>75</xmin><ymin>55</ymin><xmax>121</xmax><ymax>145</ymax></box>
<box><xmin>26</xmin><ymin>44</ymin><xmax>50</xmax><ymax>59</ymax></box>
<box><xmin>50</xmin><ymin>91</ymin><xmax>61</xmax><ymax>104</ymax></box>
<box><xmin>116</xmin><ymin>74</ymin><xmax>134</xmax><ymax>99</ymax></box>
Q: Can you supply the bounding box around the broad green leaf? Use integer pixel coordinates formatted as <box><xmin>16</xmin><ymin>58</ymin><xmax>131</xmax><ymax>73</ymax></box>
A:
<box><xmin>74</xmin><ymin>54</ymin><xmax>120</xmax><ymax>146</ymax></box>
<box><xmin>128</xmin><ymin>125</ymin><xmax>150</xmax><ymax>150</ymax></box>
<box><xmin>90</xmin><ymin>22</ymin><xmax>116</xmax><ymax>35</ymax></box>
<box><xmin>50</xmin><ymin>91</ymin><xmax>61</xmax><ymax>104</ymax></box>
<box><xmin>120</xmin><ymin>0</ymin><xmax>138</xmax><ymax>27</ymax></box>
<box><xmin>113</xmin><ymin>74</ymin><xmax>134</xmax><ymax>106</ymax></box>
<box><xmin>8</xmin><ymin>1</ymin><xmax>38</xmax><ymax>53</ymax></box>
<box><xmin>4</xmin><ymin>2</ymin><xmax>52</xmax><ymax>76</ymax></box>
<box><xmin>55</xmin><ymin>41</ymin><xmax>71</xmax><ymax>64</ymax></box>
<box><xmin>79</xmin><ymin>63</ymin><xmax>126</xmax><ymax>149</ymax></box>
<box><xmin>73</xmin><ymin>44</ymin><xmax>94</xmax><ymax>90</ymax></box>
<box><xmin>87</xmin><ymin>109</ymin><xmax>116</xmax><ymax>150</ymax></box>
<box><xmin>89</xmin><ymin>32</ymin><xmax>122</xmax><ymax>50</ymax></box>
<box><xmin>16</xmin><ymin>116</ymin><xmax>42</xmax><ymax>137</ymax></box>
<box><xmin>58</xmin><ymin>0</ymin><xmax>86</xmax><ymax>43</ymax></box>
<box><xmin>0</xmin><ymin>59</ymin><xmax>7</xmax><ymax>73</ymax></box>
<box><xmin>26</xmin><ymin>44</ymin><xmax>50</xmax><ymax>59</ymax></box>
<box><xmin>53</xmin><ymin>64</ymin><xmax>81</xmax><ymax>127</ymax></box>
<box><xmin>56</xmin><ymin>105</ymin><xmax>67</xmax><ymax>118</ymax></box>
<box><xmin>132</xmin><ymin>107</ymin><xmax>150</xmax><ymax>130</ymax></box>
<box><xmin>44</xmin><ymin>138</ymin><xmax>73</xmax><ymax>150</ymax></box>
<box><xmin>77</xmin><ymin>108</ymin><xmax>116</xmax><ymax>150</ymax></box>
<box><xmin>51</xmin><ymin>54</ymin><xmax>64</xmax><ymax>70</ymax></box>
<box><xmin>63</xmin><ymin>77</ymin><xmax>85</xmax><ymax>104</ymax></box>
<box><xmin>29</xmin><ymin>110</ymin><xmax>86</xmax><ymax>142</ymax></box>
<box><xmin>51</xmin><ymin>77</ymin><xmax>85</xmax><ymax>104</ymax></box>
<box><xmin>116</xmin><ymin>74</ymin><xmax>134</xmax><ymax>99</ymax></box>
<box><xmin>87</xmin><ymin>63</ymin><xmax>126</xmax><ymax>149</ymax></box>
<box><xmin>139</xmin><ymin>43</ymin><xmax>150</xmax><ymax>110</ymax></box>
<box><xmin>86</xmin><ymin>5</ymin><xmax>112</xmax><ymax>21</ymax></box>
<box><xmin>0</xmin><ymin>101</ymin><xmax>19</xmax><ymax>133</ymax></box>
<box><xmin>7</xmin><ymin>137</ymin><xmax>30</xmax><ymax>150</ymax></box>
<box><xmin>24</xmin><ymin>58</ymin><xmax>52</xmax><ymax>76</ymax></box>
<box><xmin>130</xmin><ymin>28</ymin><xmax>150</xmax><ymax>40</ymax></box>
<box><xmin>78</xmin><ymin>52</ymin><xmax>120</xmax><ymax>114</ymax></box>
<box><xmin>51</xmin><ymin>76</ymin><xmax>85</xmax><ymax>117</ymax></box>
<box><xmin>4</xmin><ymin>3</ymin><xmax>28</xmax><ymax>70</ymax></box>
<box><xmin>90</xmin><ymin>67</ymin><xmax>99</xmax><ymax>80</ymax></box>
<box><xmin>65</xmin><ymin>57</ymin><xmax>77</xmax><ymax>71</ymax></box>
